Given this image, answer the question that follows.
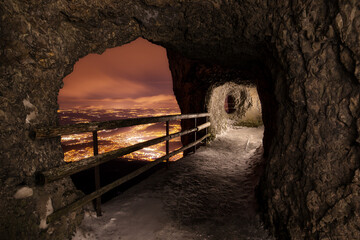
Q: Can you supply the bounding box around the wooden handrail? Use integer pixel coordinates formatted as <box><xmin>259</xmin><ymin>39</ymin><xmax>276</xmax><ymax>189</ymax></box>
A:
<box><xmin>36</xmin><ymin>122</ymin><xmax>210</xmax><ymax>185</ymax></box>
<box><xmin>46</xmin><ymin>133</ymin><xmax>210</xmax><ymax>223</ymax></box>
<box><xmin>30</xmin><ymin>113</ymin><xmax>210</xmax><ymax>139</ymax></box>
<box><xmin>33</xmin><ymin>112</ymin><xmax>211</xmax><ymax>223</ymax></box>
<box><xmin>197</xmin><ymin>121</ymin><xmax>210</xmax><ymax>131</ymax></box>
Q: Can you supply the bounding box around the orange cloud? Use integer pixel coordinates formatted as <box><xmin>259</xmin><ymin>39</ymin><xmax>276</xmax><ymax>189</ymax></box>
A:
<box><xmin>59</xmin><ymin>75</ymin><xmax>148</xmax><ymax>99</ymax></box>
<box><xmin>58</xmin><ymin>94</ymin><xmax>179</xmax><ymax>109</ymax></box>
<box><xmin>58</xmin><ymin>38</ymin><xmax>178</xmax><ymax>110</ymax></box>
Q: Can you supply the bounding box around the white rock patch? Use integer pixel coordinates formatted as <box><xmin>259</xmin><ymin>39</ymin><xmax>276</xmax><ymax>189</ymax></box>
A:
<box><xmin>23</xmin><ymin>98</ymin><xmax>35</xmax><ymax>109</ymax></box>
<box><xmin>23</xmin><ymin>98</ymin><xmax>37</xmax><ymax>123</ymax></box>
<box><xmin>40</xmin><ymin>198</ymin><xmax>54</xmax><ymax>229</ymax></box>
<box><xmin>14</xmin><ymin>186</ymin><xmax>33</xmax><ymax>199</ymax></box>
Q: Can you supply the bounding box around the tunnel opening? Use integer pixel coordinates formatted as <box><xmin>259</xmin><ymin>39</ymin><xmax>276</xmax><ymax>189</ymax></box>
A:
<box><xmin>167</xmin><ymin>49</ymin><xmax>278</xmax><ymax>159</ymax></box>
<box><xmin>56</xmin><ymin>38</ymin><xmax>184</xmax><ymax>203</ymax></box>
<box><xmin>207</xmin><ymin>81</ymin><xmax>263</xmax><ymax>134</ymax></box>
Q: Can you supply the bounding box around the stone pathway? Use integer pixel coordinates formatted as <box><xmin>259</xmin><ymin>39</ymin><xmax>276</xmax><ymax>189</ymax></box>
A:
<box><xmin>73</xmin><ymin>127</ymin><xmax>274</xmax><ymax>240</ymax></box>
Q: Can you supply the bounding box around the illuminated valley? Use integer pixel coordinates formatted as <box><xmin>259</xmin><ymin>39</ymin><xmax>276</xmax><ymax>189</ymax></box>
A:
<box><xmin>59</xmin><ymin>108</ymin><xmax>183</xmax><ymax>162</ymax></box>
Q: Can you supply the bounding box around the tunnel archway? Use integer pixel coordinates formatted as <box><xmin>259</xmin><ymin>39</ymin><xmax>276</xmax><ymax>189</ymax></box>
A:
<box><xmin>207</xmin><ymin>82</ymin><xmax>263</xmax><ymax>135</ymax></box>
<box><xmin>2</xmin><ymin>1</ymin><xmax>359</xmax><ymax>239</ymax></box>
<box><xmin>167</xmin><ymin>50</ymin><xmax>278</xmax><ymax>159</ymax></box>
<box><xmin>57</xmin><ymin>37</ymin><xmax>182</xmax><ymax>162</ymax></box>
<box><xmin>55</xmin><ymin>37</ymin><xmax>185</xmax><ymax>204</ymax></box>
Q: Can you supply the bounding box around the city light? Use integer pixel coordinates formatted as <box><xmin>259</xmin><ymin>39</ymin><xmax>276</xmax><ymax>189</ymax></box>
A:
<box><xmin>59</xmin><ymin>108</ymin><xmax>183</xmax><ymax>162</ymax></box>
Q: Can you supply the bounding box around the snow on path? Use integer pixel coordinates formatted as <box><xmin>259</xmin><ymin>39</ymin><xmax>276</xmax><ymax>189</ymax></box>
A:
<box><xmin>73</xmin><ymin>127</ymin><xmax>273</xmax><ymax>240</ymax></box>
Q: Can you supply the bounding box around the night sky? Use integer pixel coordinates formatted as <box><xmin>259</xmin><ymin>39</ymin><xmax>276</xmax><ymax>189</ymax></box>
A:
<box><xmin>58</xmin><ymin>38</ymin><xmax>178</xmax><ymax>109</ymax></box>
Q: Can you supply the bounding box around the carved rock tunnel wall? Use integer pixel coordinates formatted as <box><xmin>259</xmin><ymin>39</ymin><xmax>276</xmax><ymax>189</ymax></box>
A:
<box><xmin>1</xmin><ymin>1</ymin><xmax>359</xmax><ymax>239</ymax></box>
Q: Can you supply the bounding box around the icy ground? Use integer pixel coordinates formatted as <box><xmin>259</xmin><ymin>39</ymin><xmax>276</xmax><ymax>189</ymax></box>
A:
<box><xmin>73</xmin><ymin>126</ymin><xmax>274</xmax><ymax>240</ymax></box>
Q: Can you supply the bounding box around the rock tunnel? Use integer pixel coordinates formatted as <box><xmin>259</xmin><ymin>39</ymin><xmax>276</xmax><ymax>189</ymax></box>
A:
<box><xmin>1</xmin><ymin>1</ymin><xmax>359</xmax><ymax>239</ymax></box>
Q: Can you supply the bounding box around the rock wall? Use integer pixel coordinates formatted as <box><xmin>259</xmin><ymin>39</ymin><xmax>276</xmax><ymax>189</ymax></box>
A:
<box><xmin>0</xmin><ymin>0</ymin><xmax>359</xmax><ymax>239</ymax></box>
<box><xmin>259</xmin><ymin>1</ymin><xmax>360</xmax><ymax>239</ymax></box>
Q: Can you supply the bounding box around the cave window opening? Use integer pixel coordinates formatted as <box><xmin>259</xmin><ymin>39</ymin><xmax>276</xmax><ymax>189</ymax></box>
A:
<box><xmin>224</xmin><ymin>94</ymin><xmax>236</xmax><ymax>114</ymax></box>
<box><xmin>57</xmin><ymin>37</ymin><xmax>183</xmax><ymax>164</ymax></box>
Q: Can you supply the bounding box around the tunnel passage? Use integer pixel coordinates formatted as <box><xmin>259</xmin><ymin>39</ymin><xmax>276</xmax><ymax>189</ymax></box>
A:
<box><xmin>1</xmin><ymin>1</ymin><xmax>360</xmax><ymax>239</ymax></box>
<box><xmin>207</xmin><ymin>82</ymin><xmax>263</xmax><ymax>134</ymax></box>
<box><xmin>167</xmin><ymin>50</ymin><xmax>277</xmax><ymax>158</ymax></box>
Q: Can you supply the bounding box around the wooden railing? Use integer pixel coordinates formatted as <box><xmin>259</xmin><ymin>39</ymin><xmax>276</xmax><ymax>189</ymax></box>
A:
<box><xmin>31</xmin><ymin>113</ymin><xmax>210</xmax><ymax>223</ymax></box>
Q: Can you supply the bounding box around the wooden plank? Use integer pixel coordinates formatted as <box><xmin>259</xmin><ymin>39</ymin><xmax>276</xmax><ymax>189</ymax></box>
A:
<box><xmin>31</xmin><ymin>113</ymin><xmax>210</xmax><ymax>139</ymax></box>
<box><xmin>36</xmin><ymin>127</ymin><xmax>200</xmax><ymax>185</ymax></box>
<box><xmin>46</xmin><ymin>133</ymin><xmax>210</xmax><ymax>223</ymax></box>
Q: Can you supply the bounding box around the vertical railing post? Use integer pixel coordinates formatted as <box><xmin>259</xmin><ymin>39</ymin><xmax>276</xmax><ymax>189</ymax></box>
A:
<box><xmin>92</xmin><ymin>131</ymin><xmax>102</xmax><ymax>217</ymax></box>
<box><xmin>194</xmin><ymin>118</ymin><xmax>197</xmax><ymax>153</ymax></box>
<box><xmin>165</xmin><ymin>121</ymin><xmax>170</xmax><ymax>168</ymax></box>
<box><xmin>205</xmin><ymin>116</ymin><xmax>209</xmax><ymax>146</ymax></box>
